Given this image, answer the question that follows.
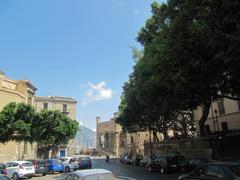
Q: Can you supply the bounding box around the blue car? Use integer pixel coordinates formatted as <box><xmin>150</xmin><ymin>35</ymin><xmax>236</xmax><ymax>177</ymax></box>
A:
<box><xmin>46</xmin><ymin>159</ymin><xmax>64</xmax><ymax>174</ymax></box>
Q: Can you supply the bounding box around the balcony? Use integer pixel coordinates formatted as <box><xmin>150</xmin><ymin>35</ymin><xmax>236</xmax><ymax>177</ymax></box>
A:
<box><xmin>62</xmin><ymin>111</ymin><xmax>69</xmax><ymax>115</ymax></box>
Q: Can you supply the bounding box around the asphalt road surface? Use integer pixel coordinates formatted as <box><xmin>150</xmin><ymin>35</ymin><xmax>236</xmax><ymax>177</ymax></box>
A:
<box><xmin>29</xmin><ymin>159</ymin><xmax>180</xmax><ymax>180</ymax></box>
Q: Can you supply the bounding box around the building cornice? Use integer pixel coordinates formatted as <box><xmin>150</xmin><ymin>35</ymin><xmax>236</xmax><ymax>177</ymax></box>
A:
<box><xmin>0</xmin><ymin>87</ymin><xmax>25</xmax><ymax>99</ymax></box>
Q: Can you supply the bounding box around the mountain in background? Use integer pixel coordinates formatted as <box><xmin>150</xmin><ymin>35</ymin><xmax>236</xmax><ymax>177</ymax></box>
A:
<box><xmin>74</xmin><ymin>125</ymin><xmax>96</xmax><ymax>150</ymax></box>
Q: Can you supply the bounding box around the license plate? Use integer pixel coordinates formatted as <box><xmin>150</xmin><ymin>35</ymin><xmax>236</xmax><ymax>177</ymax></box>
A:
<box><xmin>171</xmin><ymin>165</ymin><xmax>177</xmax><ymax>167</ymax></box>
<box><xmin>27</xmin><ymin>168</ymin><xmax>32</xmax><ymax>170</ymax></box>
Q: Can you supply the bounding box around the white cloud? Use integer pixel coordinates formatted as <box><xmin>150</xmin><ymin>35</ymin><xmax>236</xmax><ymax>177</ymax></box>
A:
<box><xmin>81</xmin><ymin>81</ymin><xmax>113</xmax><ymax>106</ymax></box>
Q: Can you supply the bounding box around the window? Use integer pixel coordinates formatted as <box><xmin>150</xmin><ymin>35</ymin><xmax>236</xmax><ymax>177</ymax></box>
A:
<box><xmin>206</xmin><ymin>166</ymin><xmax>224</xmax><ymax>178</ymax></box>
<box><xmin>193</xmin><ymin>167</ymin><xmax>206</xmax><ymax>177</ymax></box>
<box><xmin>217</xmin><ymin>100</ymin><xmax>225</xmax><ymax>115</ymax></box>
<box><xmin>43</xmin><ymin>103</ymin><xmax>48</xmax><ymax>110</ymax></box>
<box><xmin>131</xmin><ymin>136</ymin><xmax>133</xmax><ymax>143</ymax></box>
<box><xmin>63</xmin><ymin>104</ymin><xmax>67</xmax><ymax>112</ymax></box>
<box><xmin>221</xmin><ymin>122</ymin><xmax>228</xmax><ymax>132</ymax></box>
<box><xmin>121</xmin><ymin>140</ymin><xmax>124</xmax><ymax>146</ymax></box>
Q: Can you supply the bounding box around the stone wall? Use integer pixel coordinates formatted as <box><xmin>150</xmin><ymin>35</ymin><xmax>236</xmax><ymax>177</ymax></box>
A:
<box><xmin>144</xmin><ymin>138</ymin><xmax>212</xmax><ymax>159</ymax></box>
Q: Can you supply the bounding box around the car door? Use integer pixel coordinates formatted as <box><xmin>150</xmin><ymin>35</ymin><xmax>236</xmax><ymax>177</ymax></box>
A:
<box><xmin>185</xmin><ymin>166</ymin><xmax>207</xmax><ymax>180</ymax></box>
<box><xmin>154</xmin><ymin>157</ymin><xmax>162</xmax><ymax>170</ymax></box>
<box><xmin>4</xmin><ymin>163</ymin><xmax>12</xmax><ymax>177</ymax></box>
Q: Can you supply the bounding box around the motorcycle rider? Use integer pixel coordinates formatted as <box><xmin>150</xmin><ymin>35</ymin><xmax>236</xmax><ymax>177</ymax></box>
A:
<box><xmin>106</xmin><ymin>155</ymin><xmax>110</xmax><ymax>163</ymax></box>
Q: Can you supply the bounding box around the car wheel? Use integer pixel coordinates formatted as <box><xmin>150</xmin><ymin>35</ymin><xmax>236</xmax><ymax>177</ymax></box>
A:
<box><xmin>148</xmin><ymin>166</ymin><xmax>152</xmax><ymax>172</ymax></box>
<box><xmin>160</xmin><ymin>167</ymin><xmax>164</xmax><ymax>174</ymax></box>
<box><xmin>28</xmin><ymin>176</ymin><xmax>32</xmax><ymax>179</ymax></box>
<box><xmin>13</xmin><ymin>173</ymin><xmax>19</xmax><ymax>180</ymax></box>
<box><xmin>42</xmin><ymin>173</ymin><xmax>46</xmax><ymax>176</ymax></box>
<box><xmin>65</xmin><ymin>166</ymin><xmax>71</xmax><ymax>172</ymax></box>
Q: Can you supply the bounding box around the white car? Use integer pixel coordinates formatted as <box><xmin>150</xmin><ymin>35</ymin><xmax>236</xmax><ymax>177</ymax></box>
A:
<box><xmin>65</xmin><ymin>169</ymin><xmax>136</xmax><ymax>180</ymax></box>
<box><xmin>5</xmin><ymin>161</ymin><xmax>35</xmax><ymax>180</ymax></box>
<box><xmin>60</xmin><ymin>157</ymin><xmax>78</xmax><ymax>172</ymax></box>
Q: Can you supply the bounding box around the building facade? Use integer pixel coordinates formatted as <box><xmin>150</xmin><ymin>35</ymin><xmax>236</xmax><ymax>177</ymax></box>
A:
<box><xmin>34</xmin><ymin>96</ymin><xmax>77</xmax><ymax>157</ymax></box>
<box><xmin>96</xmin><ymin>117</ymin><xmax>121</xmax><ymax>156</ymax></box>
<box><xmin>0</xmin><ymin>71</ymin><xmax>37</xmax><ymax>162</ymax></box>
<box><xmin>96</xmin><ymin>115</ymin><xmax>163</xmax><ymax>156</ymax></box>
<box><xmin>194</xmin><ymin>98</ymin><xmax>240</xmax><ymax>134</ymax></box>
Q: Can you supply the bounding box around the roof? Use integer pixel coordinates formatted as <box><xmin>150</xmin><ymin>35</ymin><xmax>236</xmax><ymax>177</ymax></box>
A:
<box><xmin>73</xmin><ymin>169</ymin><xmax>112</xmax><ymax>176</ymax></box>
<box><xmin>35</xmin><ymin>96</ymin><xmax>77</xmax><ymax>103</ymax></box>
<box><xmin>11</xmin><ymin>161</ymin><xmax>32</xmax><ymax>164</ymax></box>
<box><xmin>206</xmin><ymin>162</ymin><xmax>240</xmax><ymax>166</ymax></box>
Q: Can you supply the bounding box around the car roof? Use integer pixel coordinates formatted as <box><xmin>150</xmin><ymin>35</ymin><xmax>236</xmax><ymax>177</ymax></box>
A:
<box><xmin>9</xmin><ymin>161</ymin><xmax>32</xmax><ymax>164</ymax></box>
<box><xmin>206</xmin><ymin>162</ymin><xmax>240</xmax><ymax>166</ymax></box>
<box><xmin>72</xmin><ymin>169</ymin><xmax>113</xmax><ymax>176</ymax></box>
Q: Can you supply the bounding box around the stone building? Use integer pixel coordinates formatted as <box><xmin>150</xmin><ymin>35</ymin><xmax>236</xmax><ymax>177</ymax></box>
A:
<box><xmin>96</xmin><ymin>115</ymin><xmax>163</xmax><ymax>156</ymax></box>
<box><xmin>194</xmin><ymin>98</ymin><xmax>240</xmax><ymax>134</ymax></box>
<box><xmin>96</xmin><ymin>116</ymin><xmax>121</xmax><ymax>156</ymax></box>
<box><xmin>34</xmin><ymin>96</ymin><xmax>77</xmax><ymax>157</ymax></box>
<box><xmin>0</xmin><ymin>71</ymin><xmax>37</xmax><ymax>162</ymax></box>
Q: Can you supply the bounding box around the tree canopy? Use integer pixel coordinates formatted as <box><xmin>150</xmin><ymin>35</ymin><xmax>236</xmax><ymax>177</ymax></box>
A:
<box><xmin>117</xmin><ymin>0</ymin><xmax>240</xmax><ymax>137</ymax></box>
<box><xmin>0</xmin><ymin>102</ymin><xmax>79</xmax><ymax>157</ymax></box>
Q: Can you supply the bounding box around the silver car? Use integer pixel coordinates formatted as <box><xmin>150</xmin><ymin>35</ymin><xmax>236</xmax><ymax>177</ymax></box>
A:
<box><xmin>65</xmin><ymin>169</ymin><xmax>136</xmax><ymax>180</ymax></box>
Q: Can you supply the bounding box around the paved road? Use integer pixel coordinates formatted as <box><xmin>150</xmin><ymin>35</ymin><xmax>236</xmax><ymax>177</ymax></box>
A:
<box><xmin>93</xmin><ymin>159</ymin><xmax>180</xmax><ymax>180</ymax></box>
<box><xmin>29</xmin><ymin>159</ymin><xmax>180</xmax><ymax>180</ymax></box>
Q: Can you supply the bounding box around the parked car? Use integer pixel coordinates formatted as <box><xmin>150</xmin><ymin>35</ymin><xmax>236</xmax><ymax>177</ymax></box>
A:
<box><xmin>5</xmin><ymin>161</ymin><xmax>35</xmax><ymax>179</ymax></box>
<box><xmin>27</xmin><ymin>159</ymin><xmax>47</xmax><ymax>176</ymax></box>
<box><xmin>178</xmin><ymin>162</ymin><xmax>240</xmax><ymax>180</ymax></box>
<box><xmin>65</xmin><ymin>169</ymin><xmax>136</xmax><ymax>180</ymax></box>
<box><xmin>0</xmin><ymin>174</ymin><xmax>12</xmax><ymax>180</ymax></box>
<box><xmin>0</xmin><ymin>164</ymin><xmax>7</xmax><ymax>175</ymax></box>
<box><xmin>147</xmin><ymin>155</ymin><xmax>180</xmax><ymax>173</ymax></box>
<box><xmin>46</xmin><ymin>159</ymin><xmax>64</xmax><ymax>174</ymax></box>
<box><xmin>139</xmin><ymin>156</ymin><xmax>151</xmax><ymax>167</ymax></box>
<box><xmin>60</xmin><ymin>157</ymin><xmax>78</xmax><ymax>172</ymax></box>
<box><xmin>130</xmin><ymin>155</ymin><xmax>143</xmax><ymax>166</ymax></box>
<box><xmin>77</xmin><ymin>157</ymin><xmax>92</xmax><ymax>169</ymax></box>
<box><xmin>170</xmin><ymin>154</ymin><xmax>186</xmax><ymax>166</ymax></box>
<box><xmin>181</xmin><ymin>158</ymin><xmax>209</xmax><ymax>173</ymax></box>
<box><xmin>123</xmin><ymin>155</ymin><xmax>132</xmax><ymax>165</ymax></box>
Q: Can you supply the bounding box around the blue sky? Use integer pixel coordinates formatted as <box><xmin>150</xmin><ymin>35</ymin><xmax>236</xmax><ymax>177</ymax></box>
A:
<box><xmin>0</xmin><ymin>0</ymin><xmax>162</xmax><ymax>131</ymax></box>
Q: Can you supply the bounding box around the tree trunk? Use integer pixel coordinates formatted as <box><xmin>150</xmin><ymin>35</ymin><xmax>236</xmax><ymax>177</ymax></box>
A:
<box><xmin>37</xmin><ymin>146</ymin><xmax>51</xmax><ymax>159</ymax></box>
<box><xmin>153</xmin><ymin>130</ymin><xmax>159</xmax><ymax>142</ymax></box>
<box><xmin>199</xmin><ymin>101</ymin><xmax>211</xmax><ymax>137</ymax></box>
<box><xmin>51</xmin><ymin>146</ymin><xmax>59</xmax><ymax>158</ymax></box>
<box><xmin>149</xmin><ymin>128</ymin><xmax>153</xmax><ymax>158</ymax></box>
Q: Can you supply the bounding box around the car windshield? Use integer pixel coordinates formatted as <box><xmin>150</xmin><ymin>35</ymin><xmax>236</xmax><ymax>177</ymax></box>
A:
<box><xmin>22</xmin><ymin>162</ymin><xmax>33</xmax><ymax>167</ymax></box>
<box><xmin>0</xmin><ymin>164</ymin><xmax>5</xmax><ymax>169</ymax></box>
<box><xmin>80</xmin><ymin>157</ymin><xmax>90</xmax><ymax>161</ymax></box>
<box><xmin>230</xmin><ymin>165</ymin><xmax>240</xmax><ymax>177</ymax></box>
<box><xmin>54</xmin><ymin>160</ymin><xmax>62</xmax><ymax>164</ymax></box>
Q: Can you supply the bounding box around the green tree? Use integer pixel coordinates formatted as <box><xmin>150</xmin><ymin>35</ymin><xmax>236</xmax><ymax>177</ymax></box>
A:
<box><xmin>0</xmin><ymin>102</ymin><xmax>36</xmax><ymax>143</ymax></box>
<box><xmin>137</xmin><ymin>0</ymin><xmax>240</xmax><ymax>136</ymax></box>
<box><xmin>31</xmin><ymin>110</ymin><xmax>79</xmax><ymax>158</ymax></box>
